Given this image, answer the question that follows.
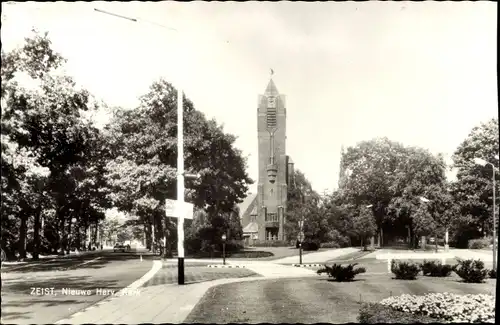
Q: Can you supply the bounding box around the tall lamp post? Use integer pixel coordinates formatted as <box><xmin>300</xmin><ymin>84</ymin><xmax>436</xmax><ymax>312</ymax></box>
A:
<box><xmin>419</xmin><ymin>197</ymin><xmax>439</xmax><ymax>253</ymax></box>
<box><xmin>365</xmin><ymin>205</ymin><xmax>374</xmax><ymax>250</ymax></box>
<box><xmin>222</xmin><ymin>233</ymin><xmax>227</xmax><ymax>265</ymax></box>
<box><xmin>298</xmin><ymin>219</ymin><xmax>304</xmax><ymax>265</ymax></box>
<box><xmin>95</xmin><ymin>8</ymin><xmax>195</xmax><ymax>285</ymax></box>
<box><xmin>473</xmin><ymin>157</ymin><xmax>498</xmax><ymax>271</ymax></box>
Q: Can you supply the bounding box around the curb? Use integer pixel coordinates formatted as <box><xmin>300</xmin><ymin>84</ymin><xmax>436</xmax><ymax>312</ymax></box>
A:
<box><xmin>55</xmin><ymin>259</ymin><xmax>161</xmax><ymax>324</ymax></box>
<box><xmin>207</xmin><ymin>264</ymin><xmax>246</xmax><ymax>268</ymax></box>
<box><xmin>292</xmin><ymin>264</ymin><xmax>323</xmax><ymax>267</ymax></box>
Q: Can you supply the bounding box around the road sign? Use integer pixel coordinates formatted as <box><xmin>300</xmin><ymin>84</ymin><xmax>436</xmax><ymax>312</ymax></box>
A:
<box><xmin>298</xmin><ymin>231</ymin><xmax>305</xmax><ymax>242</ymax></box>
<box><xmin>165</xmin><ymin>199</ymin><xmax>194</xmax><ymax>219</ymax></box>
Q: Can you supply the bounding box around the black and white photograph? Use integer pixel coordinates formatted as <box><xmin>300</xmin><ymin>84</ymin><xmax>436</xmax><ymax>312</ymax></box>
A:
<box><xmin>1</xmin><ymin>1</ymin><xmax>497</xmax><ymax>324</ymax></box>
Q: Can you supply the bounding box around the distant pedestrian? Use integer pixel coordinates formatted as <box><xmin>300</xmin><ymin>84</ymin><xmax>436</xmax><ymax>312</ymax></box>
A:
<box><xmin>101</xmin><ymin>243</ymin><xmax>103</xmax><ymax>250</ymax></box>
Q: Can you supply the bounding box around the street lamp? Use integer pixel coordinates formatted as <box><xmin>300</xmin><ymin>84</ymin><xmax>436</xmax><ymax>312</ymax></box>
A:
<box><xmin>298</xmin><ymin>219</ymin><xmax>304</xmax><ymax>265</ymax></box>
<box><xmin>419</xmin><ymin>197</ymin><xmax>439</xmax><ymax>253</ymax></box>
<box><xmin>221</xmin><ymin>233</ymin><xmax>227</xmax><ymax>265</ymax></box>
<box><xmin>473</xmin><ymin>157</ymin><xmax>498</xmax><ymax>271</ymax></box>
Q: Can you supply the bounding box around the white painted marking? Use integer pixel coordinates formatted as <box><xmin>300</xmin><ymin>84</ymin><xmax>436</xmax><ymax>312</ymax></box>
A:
<box><xmin>55</xmin><ymin>260</ymin><xmax>161</xmax><ymax>324</ymax></box>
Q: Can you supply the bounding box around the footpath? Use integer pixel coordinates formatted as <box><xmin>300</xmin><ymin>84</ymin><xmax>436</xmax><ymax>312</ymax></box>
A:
<box><xmin>55</xmin><ymin>247</ymin><xmax>356</xmax><ymax>324</ymax></box>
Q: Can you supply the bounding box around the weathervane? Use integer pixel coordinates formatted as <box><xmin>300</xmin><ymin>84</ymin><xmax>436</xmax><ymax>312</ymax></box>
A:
<box><xmin>270</xmin><ymin>68</ymin><xmax>274</xmax><ymax>79</ymax></box>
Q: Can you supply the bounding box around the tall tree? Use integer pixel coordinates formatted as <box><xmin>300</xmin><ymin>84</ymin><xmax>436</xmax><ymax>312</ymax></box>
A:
<box><xmin>339</xmin><ymin>137</ymin><xmax>407</xmax><ymax>242</ymax></box>
<box><xmin>450</xmin><ymin>118</ymin><xmax>499</xmax><ymax>247</ymax></box>
<box><xmin>104</xmin><ymin>78</ymin><xmax>252</xmax><ymax>251</ymax></box>
<box><xmin>1</xmin><ymin>31</ymin><xmax>109</xmax><ymax>257</ymax></box>
<box><xmin>337</xmin><ymin>137</ymin><xmax>449</xmax><ymax>247</ymax></box>
<box><xmin>285</xmin><ymin>170</ymin><xmax>320</xmax><ymax>242</ymax></box>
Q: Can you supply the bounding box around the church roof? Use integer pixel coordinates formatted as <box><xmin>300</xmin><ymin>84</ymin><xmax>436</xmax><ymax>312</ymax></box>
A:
<box><xmin>243</xmin><ymin>221</ymin><xmax>259</xmax><ymax>233</ymax></box>
<box><xmin>237</xmin><ymin>193</ymin><xmax>257</xmax><ymax>219</ymax></box>
<box><xmin>249</xmin><ymin>205</ymin><xmax>258</xmax><ymax>216</ymax></box>
<box><xmin>265</xmin><ymin>79</ymin><xmax>279</xmax><ymax>97</ymax></box>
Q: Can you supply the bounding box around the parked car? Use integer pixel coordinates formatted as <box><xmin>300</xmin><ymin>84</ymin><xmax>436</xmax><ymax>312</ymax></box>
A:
<box><xmin>113</xmin><ymin>243</ymin><xmax>131</xmax><ymax>252</ymax></box>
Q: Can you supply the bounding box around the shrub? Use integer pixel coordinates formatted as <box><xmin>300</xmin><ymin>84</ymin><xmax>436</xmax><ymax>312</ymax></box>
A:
<box><xmin>454</xmin><ymin>258</ymin><xmax>488</xmax><ymax>283</ymax></box>
<box><xmin>253</xmin><ymin>240</ymin><xmax>289</xmax><ymax>247</ymax></box>
<box><xmin>224</xmin><ymin>240</ymin><xmax>244</xmax><ymax>252</ymax></box>
<box><xmin>325</xmin><ymin>229</ymin><xmax>351</xmax><ymax>247</ymax></box>
<box><xmin>320</xmin><ymin>242</ymin><xmax>340</xmax><ymax>249</ymax></box>
<box><xmin>468</xmin><ymin>238</ymin><xmax>490</xmax><ymax>249</ymax></box>
<box><xmin>358</xmin><ymin>303</ymin><xmax>437</xmax><ymax>324</ymax></box>
<box><xmin>316</xmin><ymin>263</ymin><xmax>366</xmax><ymax>281</ymax></box>
<box><xmin>488</xmin><ymin>268</ymin><xmax>496</xmax><ymax>279</ymax></box>
<box><xmin>391</xmin><ymin>260</ymin><xmax>421</xmax><ymax>280</ymax></box>
<box><xmin>379</xmin><ymin>293</ymin><xmax>495</xmax><ymax>323</ymax></box>
<box><xmin>297</xmin><ymin>239</ymin><xmax>320</xmax><ymax>251</ymax></box>
<box><xmin>420</xmin><ymin>260</ymin><xmax>454</xmax><ymax>277</ymax></box>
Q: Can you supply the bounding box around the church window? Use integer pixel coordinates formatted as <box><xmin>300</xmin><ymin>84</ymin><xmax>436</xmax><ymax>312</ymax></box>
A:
<box><xmin>266</xmin><ymin>97</ymin><xmax>277</xmax><ymax>128</ymax></box>
<box><xmin>265</xmin><ymin>213</ymin><xmax>278</xmax><ymax>222</ymax></box>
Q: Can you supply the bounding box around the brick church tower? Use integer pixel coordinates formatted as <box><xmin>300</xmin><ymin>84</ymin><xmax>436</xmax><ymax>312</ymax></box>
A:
<box><xmin>256</xmin><ymin>78</ymin><xmax>290</xmax><ymax>241</ymax></box>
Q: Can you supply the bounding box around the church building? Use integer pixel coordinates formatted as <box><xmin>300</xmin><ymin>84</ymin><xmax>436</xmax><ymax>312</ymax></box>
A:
<box><xmin>239</xmin><ymin>77</ymin><xmax>294</xmax><ymax>245</ymax></box>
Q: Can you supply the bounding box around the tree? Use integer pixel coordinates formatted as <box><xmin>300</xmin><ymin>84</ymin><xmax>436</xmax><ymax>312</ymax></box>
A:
<box><xmin>104</xmin><ymin>78</ymin><xmax>252</xmax><ymax>252</ymax></box>
<box><xmin>350</xmin><ymin>207</ymin><xmax>377</xmax><ymax>250</ymax></box>
<box><xmin>285</xmin><ymin>170</ymin><xmax>321</xmax><ymax>243</ymax></box>
<box><xmin>336</xmin><ymin>137</ymin><xmax>449</xmax><ymax>247</ymax></box>
<box><xmin>1</xmin><ymin>31</ymin><xmax>110</xmax><ymax>258</ymax></box>
<box><xmin>387</xmin><ymin>146</ymin><xmax>448</xmax><ymax>247</ymax></box>
<box><xmin>450</xmin><ymin>118</ymin><xmax>499</xmax><ymax>247</ymax></box>
<box><xmin>339</xmin><ymin>138</ymin><xmax>407</xmax><ymax>244</ymax></box>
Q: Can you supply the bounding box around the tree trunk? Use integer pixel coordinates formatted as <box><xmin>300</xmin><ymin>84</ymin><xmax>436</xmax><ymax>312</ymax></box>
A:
<box><xmin>19</xmin><ymin>213</ymin><xmax>28</xmax><ymax>259</ymax></box>
<box><xmin>75</xmin><ymin>225</ymin><xmax>81</xmax><ymax>250</ymax></box>
<box><xmin>83</xmin><ymin>223</ymin><xmax>89</xmax><ymax>251</ymax></box>
<box><xmin>435</xmin><ymin>231</ymin><xmax>438</xmax><ymax>252</ymax></box>
<box><xmin>33</xmin><ymin>205</ymin><xmax>42</xmax><ymax>260</ymax></box>
<box><xmin>66</xmin><ymin>216</ymin><xmax>72</xmax><ymax>254</ymax></box>
<box><xmin>92</xmin><ymin>223</ymin><xmax>98</xmax><ymax>245</ymax></box>
<box><xmin>57</xmin><ymin>210</ymin><xmax>65</xmax><ymax>255</ymax></box>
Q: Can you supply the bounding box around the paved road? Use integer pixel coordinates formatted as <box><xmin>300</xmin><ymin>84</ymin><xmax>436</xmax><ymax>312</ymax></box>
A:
<box><xmin>1</xmin><ymin>250</ymin><xmax>156</xmax><ymax>324</ymax></box>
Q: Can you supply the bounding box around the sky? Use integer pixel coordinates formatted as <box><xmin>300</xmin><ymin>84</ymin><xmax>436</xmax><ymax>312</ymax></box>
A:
<box><xmin>2</xmin><ymin>1</ymin><xmax>498</xmax><ymax>194</ymax></box>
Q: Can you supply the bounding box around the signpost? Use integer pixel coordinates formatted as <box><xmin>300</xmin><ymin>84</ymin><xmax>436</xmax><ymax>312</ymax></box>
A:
<box><xmin>165</xmin><ymin>199</ymin><xmax>194</xmax><ymax>220</ymax></box>
<box><xmin>165</xmin><ymin>195</ymin><xmax>196</xmax><ymax>285</ymax></box>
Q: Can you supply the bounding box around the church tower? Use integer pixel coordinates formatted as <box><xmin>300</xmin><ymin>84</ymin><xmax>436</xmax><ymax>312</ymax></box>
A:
<box><xmin>257</xmin><ymin>78</ymin><xmax>288</xmax><ymax>241</ymax></box>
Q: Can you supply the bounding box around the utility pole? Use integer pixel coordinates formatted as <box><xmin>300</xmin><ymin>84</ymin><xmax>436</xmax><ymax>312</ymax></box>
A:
<box><xmin>177</xmin><ymin>86</ymin><xmax>185</xmax><ymax>284</ymax></box>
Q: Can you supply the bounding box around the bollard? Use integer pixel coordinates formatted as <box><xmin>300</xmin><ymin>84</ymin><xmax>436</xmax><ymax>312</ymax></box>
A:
<box><xmin>387</xmin><ymin>258</ymin><xmax>391</xmax><ymax>273</ymax></box>
<box><xmin>140</xmin><ymin>255</ymin><xmax>143</xmax><ymax>262</ymax></box>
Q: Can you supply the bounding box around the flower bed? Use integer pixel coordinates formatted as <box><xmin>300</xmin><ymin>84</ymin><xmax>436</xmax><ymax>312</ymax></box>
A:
<box><xmin>358</xmin><ymin>303</ymin><xmax>437</xmax><ymax>323</ymax></box>
<box><xmin>379</xmin><ymin>292</ymin><xmax>495</xmax><ymax>323</ymax></box>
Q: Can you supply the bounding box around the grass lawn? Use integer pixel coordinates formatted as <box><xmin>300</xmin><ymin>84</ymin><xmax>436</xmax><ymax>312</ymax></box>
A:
<box><xmin>185</xmin><ymin>266</ymin><xmax>496</xmax><ymax>323</ymax></box>
<box><xmin>143</xmin><ymin>264</ymin><xmax>260</xmax><ymax>287</ymax></box>
<box><xmin>244</xmin><ymin>246</ymin><xmax>345</xmax><ymax>261</ymax></box>
<box><xmin>324</xmin><ymin>249</ymin><xmax>374</xmax><ymax>263</ymax></box>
